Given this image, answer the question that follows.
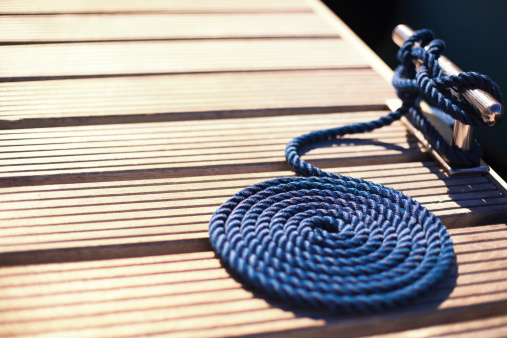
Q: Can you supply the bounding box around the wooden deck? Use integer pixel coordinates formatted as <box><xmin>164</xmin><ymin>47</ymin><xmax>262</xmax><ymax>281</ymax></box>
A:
<box><xmin>1</xmin><ymin>1</ymin><xmax>507</xmax><ymax>337</ymax></box>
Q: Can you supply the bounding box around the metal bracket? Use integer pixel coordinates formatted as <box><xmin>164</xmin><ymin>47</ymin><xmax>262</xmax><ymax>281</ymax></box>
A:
<box><xmin>386</xmin><ymin>99</ymin><xmax>489</xmax><ymax>176</ymax></box>
<box><xmin>389</xmin><ymin>24</ymin><xmax>504</xmax><ymax>176</ymax></box>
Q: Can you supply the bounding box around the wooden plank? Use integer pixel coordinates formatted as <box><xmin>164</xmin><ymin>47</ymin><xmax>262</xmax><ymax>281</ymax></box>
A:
<box><xmin>0</xmin><ymin>111</ymin><xmax>426</xmax><ymax>184</ymax></box>
<box><xmin>2</xmin><ymin>161</ymin><xmax>507</xmax><ymax>265</ymax></box>
<box><xmin>0</xmin><ymin>0</ymin><xmax>311</xmax><ymax>14</ymax></box>
<box><xmin>0</xmin><ymin>69</ymin><xmax>394</xmax><ymax>128</ymax></box>
<box><xmin>0</xmin><ymin>13</ymin><xmax>338</xmax><ymax>43</ymax></box>
<box><xmin>0</xmin><ymin>38</ymin><xmax>367</xmax><ymax>80</ymax></box>
<box><xmin>0</xmin><ymin>224</ymin><xmax>506</xmax><ymax>337</ymax></box>
<box><xmin>369</xmin><ymin>314</ymin><xmax>507</xmax><ymax>338</ymax></box>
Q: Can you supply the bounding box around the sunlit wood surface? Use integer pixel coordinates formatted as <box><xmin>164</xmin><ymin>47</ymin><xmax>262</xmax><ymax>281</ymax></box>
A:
<box><xmin>1</xmin><ymin>0</ymin><xmax>507</xmax><ymax>337</ymax></box>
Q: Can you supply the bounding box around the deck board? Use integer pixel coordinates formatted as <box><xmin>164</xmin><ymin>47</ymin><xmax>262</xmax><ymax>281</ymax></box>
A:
<box><xmin>0</xmin><ymin>111</ymin><xmax>426</xmax><ymax>183</ymax></box>
<box><xmin>0</xmin><ymin>38</ymin><xmax>365</xmax><ymax>80</ymax></box>
<box><xmin>0</xmin><ymin>69</ymin><xmax>393</xmax><ymax>128</ymax></box>
<box><xmin>0</xmin><ymin>224</ymin><xmax>506</xmax><ymax>337</ymax></box>
<box><xmin>0</xmin><ymin>13</ymin><xmax>337</xmax><ymax>43</ymax></box>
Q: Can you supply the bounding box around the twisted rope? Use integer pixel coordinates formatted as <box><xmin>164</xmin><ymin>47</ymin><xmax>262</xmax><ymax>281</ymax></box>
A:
<box><xmin>208</xmin><ymin>29</ymin><xmax>501</xmax><ymax>313</ymax></box>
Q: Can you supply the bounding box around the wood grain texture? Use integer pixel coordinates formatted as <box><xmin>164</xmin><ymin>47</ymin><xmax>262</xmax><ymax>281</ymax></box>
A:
<box><xmin>368</xmin><ymin>314</ymin><xmax>507</xmax><ymax>338</ymax></box>
<box><xmin>0</xmin><ymin>69</ymin><xmax>394</xmax><ymax>128</ymax></box>
<box><xmin>2</xmin><ymin>162</ymin><xmax>506</xmax><ymax>265</ymax></box>
<box><xmin>0</xmin><ymin>38</ymin><xmax>366</xmax><ymax>80</ymax></box>
<box><xmin>0</xmin><ymin>224</ymin><xmax>506</xmax><ymax>337</ymax></box>
<box><xmin>0</xmin><ymin>111</ymin><xmax>426</xmax><ymax>184</ymax></box>
<box><xmin>0</xmin><ymin>13</ymin><xmax>337</xmax><ymax>43</ymax></box>
<box><xmin>0</xmin><ymin>0</ymin><xmax>310</xmax><ymax>14</ymax></box>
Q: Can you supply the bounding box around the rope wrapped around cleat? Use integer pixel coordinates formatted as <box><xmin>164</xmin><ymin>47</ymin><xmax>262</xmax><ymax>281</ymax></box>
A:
<box><xmin>393</xmin><ymin>29</ymin><xmax>502</xmax><ymax>166</ymax></box>
<box><xmin>208</xmin><ymin>28</ymin><xmax>502</xmax><ymax>313</ymax></box>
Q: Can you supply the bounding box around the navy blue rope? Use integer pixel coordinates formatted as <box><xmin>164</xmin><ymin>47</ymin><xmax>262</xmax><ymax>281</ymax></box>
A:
<box><xmin>208</xmin><ymin>29</ymin><xmax>500</xmax><ymax>314</ymax></box>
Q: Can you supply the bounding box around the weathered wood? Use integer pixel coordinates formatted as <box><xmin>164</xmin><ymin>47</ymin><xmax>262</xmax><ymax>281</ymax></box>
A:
<box><xmin>0</xmin><ymin>38</ymin><xmax>367</xmax><ymax>81</ymax></box>
<box><xmin>0</xmin><ymin>13</ymin><xmax>337</xmax><ymax>43</ymax></box>
<box><xmin>0</xmin><ymin>0</ymin><xmax>311</xmax><ymax>14</ymax></box>
<box><xmin>0</xmin><ymin>69</ymin><xmax>393</xmax><ymax>128</ymax></box>
<box><xmin>0</xmin><ymin>111</ymin><xmax>426</xmax><ymax>184</ymax></box>
<box><xmin>0</xmin><ymin>224</ymin><xmax>506</xmax><ymax>337</ymax></box>
<box><xmin>2</xmin><ymin>162</ymin><xmax>506</xmax><ymax>265</ymax></box>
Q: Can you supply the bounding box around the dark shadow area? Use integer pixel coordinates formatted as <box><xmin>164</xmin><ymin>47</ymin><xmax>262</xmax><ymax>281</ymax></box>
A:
<box><xmin>323</xmin><ymin>0</ymin><xmax>507</xmax><ymax>180</ymax></box>
<box><xmin>0</xmin><ymin>238</ymin><xmax>211</xmax><ymax>266</ymax></box>
<box><xmin>299</xmin><ymin>137</ymin><xmax>409</xmax><ymax>154</ymax></box>
<box><xmin>0</xmin><ymin>253</ymin><xmax>215</xmax><ymax>278</ymax></box>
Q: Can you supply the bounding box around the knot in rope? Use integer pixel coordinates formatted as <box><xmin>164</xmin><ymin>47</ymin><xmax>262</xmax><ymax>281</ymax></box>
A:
<box><xmin>392</xmin><ymin>28</ymin><xmax>502</xmax><ymax>166</ymax></box>
<box><xmin>206</xmin><ymin>28</ymin><xmax>506</xmax><ymax>314</ymax></box>
<box><xmin>393</xmin><ymin>29</ymin><xmax>502</xmax><ymax>128</ymax></box>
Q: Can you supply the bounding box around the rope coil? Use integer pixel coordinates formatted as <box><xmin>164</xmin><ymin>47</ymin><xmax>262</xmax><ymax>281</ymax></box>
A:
<box><xmin>209</xmin><ymin>176</ymin><xmax>455</xmax><ymax>313</ymax></box>
<box><xmin>208</xmin><ymin>29</ymin><xmax>500</xmax><ymax>313</ymax></box>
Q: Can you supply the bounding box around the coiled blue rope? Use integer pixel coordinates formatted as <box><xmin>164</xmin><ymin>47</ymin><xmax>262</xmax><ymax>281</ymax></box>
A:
<box><xmin>208</xmin><ymin>29</ymin><xmax>501</xmax><ymax>313</ymax></box>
